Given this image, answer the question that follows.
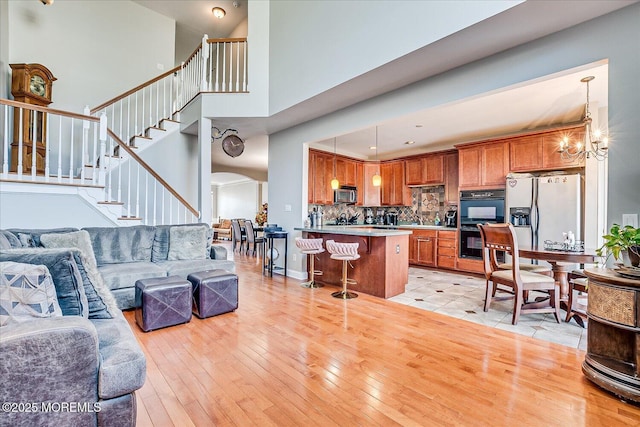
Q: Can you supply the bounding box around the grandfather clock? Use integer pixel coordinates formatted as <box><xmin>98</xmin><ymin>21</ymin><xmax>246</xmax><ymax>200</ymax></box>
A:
<box><xmin>10</xmin><ymin>63</ymin><xmax>56</xmax><ymax>174</ymax></box>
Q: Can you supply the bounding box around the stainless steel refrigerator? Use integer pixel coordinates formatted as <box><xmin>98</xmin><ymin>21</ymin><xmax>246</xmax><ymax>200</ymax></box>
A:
<box><xmin>505</xmin><ymin>173</ymin><xmax>582</xmax><ymax>264</ymax></box>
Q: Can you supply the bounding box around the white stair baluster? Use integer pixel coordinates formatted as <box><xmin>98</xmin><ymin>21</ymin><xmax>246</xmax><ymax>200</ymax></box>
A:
<box><xmin>243</xmin><ymin>40</ymin><xmax>247</xmax><ymax>92</ymax></box>
<box><xmin>31</xmin><ymin>110</ymin><xmax>37</xmax><ymax>179</ymax></box>
<box><xmin>236</xmin><ymin>41</ymin><xmax>240</xmax><ymax>92</ymax></box>
<box><xmin>92</xmin><ymin>125</ymin><xmax>98</xmax><ymax>184</ymax></box>
<box><xmin>57</xmin><ymin>115</ymin><xmax>62</xmax><ymax>182</ymax></box>
<box><xmin>135</xmin><ymin>162</ymin><xmax>140</xmax><ymax>218</ymax></box>
<box><xmin>223</xmin><ymin>42</ymin><xmax>227</xmax><ymax>92</ymax></box>
<box><xmin>45</xmin><ymin>111</ymin><xmax>51</xmax><ymax>181</ymax></box>
<box><xmin>68</xmin><ymin>118</ymin><xmax>74</xmax><ymax>183</ymax></box>
<box><xmin>134</xmin><ymin>92</ymin><xmax>138</xmax><ymax>136</ymax></box>
<box><xmin>17</xmin><ymin>108</ymin><xmax>23</xmax><ymax>177</ymax></box>
<box><xmin>145</xmin><ymin>173</ymin><xmax>149</xmax><ymax>225</ymax></box>
<box><xmin>215</xmin><ymin>42</ymin><xmax>220</xmax><ymax>92</ymax></box>
<box><xmin>2</xmin><ymin>105</ymin><xmax>8</xmax><ymax>177</ymax></box>
<box><xmin>153</xmin><ymin>179</ymin><xmax>157</xmax><ymax>226</ymax></box>
<box><xmin>141</xmin><ymin>87</ymin><xmax>145</xmax><ymax>136</ymax></box>
<box><xmin>81</xmin><ymin>106</ymin><xmax>90</xmax><ymax>183</ymax></box>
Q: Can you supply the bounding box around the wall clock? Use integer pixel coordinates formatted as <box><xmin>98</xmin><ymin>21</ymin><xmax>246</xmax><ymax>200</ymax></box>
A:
<box><xmin>222</xmin><ymin>134</ymin><xmax>245</xmax><ymax>158</ymax></box>
<box><xmin>9</xmin><ymin>63</ymin><xmax>56</xmax><ymax>175</ymax></box>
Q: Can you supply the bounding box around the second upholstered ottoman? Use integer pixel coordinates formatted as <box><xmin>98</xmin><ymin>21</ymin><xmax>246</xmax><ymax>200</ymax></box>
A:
<box><xmin>135</xmin><ymin>276</ymin><xmax>192</xmax><ymax>331</ymax></box>
<box><xmin>187</xmin><ymin>270</ymin><xmax>238</xmax><ymax>318</ymax></box>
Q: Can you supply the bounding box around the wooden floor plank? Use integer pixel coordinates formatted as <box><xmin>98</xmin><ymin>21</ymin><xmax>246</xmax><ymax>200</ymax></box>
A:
<box><xmin>124</xmin><ymin>249</ymin><xmax>640</xmax><ymax>426</ymax></box>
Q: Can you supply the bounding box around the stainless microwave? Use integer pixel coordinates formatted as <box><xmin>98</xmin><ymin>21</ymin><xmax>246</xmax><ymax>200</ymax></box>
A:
<box><xmin>334</xmin><ymin>186</ymin><xmax>357</xmax><ymax>204</ymax></box>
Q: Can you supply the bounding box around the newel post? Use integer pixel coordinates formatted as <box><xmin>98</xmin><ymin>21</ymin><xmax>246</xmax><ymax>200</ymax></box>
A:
<box><xmin>98</xmin><ymin>112</ymin><xmax>107</xmax><ymax>186</ymax></box>
<box><xmin>201</xmin><ymin>34</ymin><xmax>210</xmax><ymax>91</ymax></box>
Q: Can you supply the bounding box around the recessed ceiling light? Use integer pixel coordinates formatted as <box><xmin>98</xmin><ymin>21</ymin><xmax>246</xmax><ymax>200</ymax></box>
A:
<box><xmin>405</xmin><ymin>140</ymin><xmax>415</xmax><ymax>145</ymax></box>
<box><xmin>369</xmin><ymin>146</ymin><xmax>377</xmax><ymax>150</ymax></box>
<box><xmin>212</xmin><ymin>7</ymin><xmax>226</xmax><ymax>19</ymax></box>
<box><xmin>415</xmin><ymin>124</ymin><xmax>423</xmax><ymax>128</ymax></box>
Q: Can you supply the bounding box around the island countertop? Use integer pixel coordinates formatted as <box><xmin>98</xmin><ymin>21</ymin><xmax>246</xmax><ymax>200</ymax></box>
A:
<box><xmin>294</xmin><ymin>225</ymin><xmax>413</xmax><ymax>236</ymax></box>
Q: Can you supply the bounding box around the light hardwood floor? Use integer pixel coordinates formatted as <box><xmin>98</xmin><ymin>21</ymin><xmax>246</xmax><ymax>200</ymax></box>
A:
<box><xmin>125</xmin><ymin>248</ymin><xmax>640</xmax><ymax>426</ymax></box>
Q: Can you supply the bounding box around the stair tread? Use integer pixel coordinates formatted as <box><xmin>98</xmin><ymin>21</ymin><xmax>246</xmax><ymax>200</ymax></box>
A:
<box><xmin>118</xmin><ymin>216</ymin><xmax>143</xmax><ymax>220</ymax></box>
<box><xmin>98</xmin><ymin>201</ymin><xmax>125</xmax><ymax>205</ymax></box>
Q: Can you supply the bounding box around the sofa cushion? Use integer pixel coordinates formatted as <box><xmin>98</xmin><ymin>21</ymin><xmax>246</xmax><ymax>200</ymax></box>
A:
<box><xmin>98</xmin><ymin>262</ymin><xmax>167</xmax><ymax>291</ymax></box>
<box><xmin>168</xmin><ymin>225</ymin><xmax>208</xmax><ymax>260</ymax></box>
<box><xmin>0</xmin><ymin>249</ymin><xmax>89</xmax><ymax>318</ymax></box>
<box><xmin>39</xmin><ymin>231</ymin><xmax>119</xmax><ymax>319</ymax></box>
<box><xmin>0</xmin><ymin>230</ymin><xmax>21</xmax><ymax>249</ymax></box>
<box><xmin>6</xmin><ymin>228</ymin><xmax>79</xmax><ymax>248</ymax></box>
<box><xmin>158</xmin><ymin>259</ymin><xmax>236</xmax><ymax>277</ymax></box>
<box><xmin>84</xmin><ymin>225</ymin><xmax>156</xmax><ymax>266</ymax></box>
<box><xmin>152</xmin><ymin>224</ymin><xmax>211</xmax><ymax>262</ymax></box>
<box><xmin>92</xmin><ymin>311</ymin><xmax>146</xmax><ymax>399</ymax></box>
<box><xmin>0</xmin><ymin>261</ymin><xmax>62</xmax><ymax>326</ymax></box>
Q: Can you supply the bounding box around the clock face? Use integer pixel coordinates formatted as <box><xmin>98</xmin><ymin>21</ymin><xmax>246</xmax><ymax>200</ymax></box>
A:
<box><xmin>29</xmin><ymin>75</ymin><xmax>46</xmax><ymax>97</ymax></box>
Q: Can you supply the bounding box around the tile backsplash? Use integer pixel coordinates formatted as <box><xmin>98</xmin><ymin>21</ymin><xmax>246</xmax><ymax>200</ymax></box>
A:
<box><xmin>308</xmin><ymin>185</ymin><xmax>455</xmax><ymax>225</ymax></box>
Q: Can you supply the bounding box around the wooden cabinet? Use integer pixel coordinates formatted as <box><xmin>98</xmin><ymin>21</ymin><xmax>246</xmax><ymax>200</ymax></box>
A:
<box><xmin>458</xmin><ymin>142</ymin><xmax>509</xmax><ymax>189</ymax></box>
<box><xmin>409</xmin><ymin>229</ymin><xmax>437</xmax><ymax>267</ymax></box>
<box><xmin>444</xmin><ymin>152</ymin><xmax>459</xmax><ymax>204</ymax></box>
<box><xmin>381</xmin><ymin>161</ymin><xmax>410</xmax><ymax>206</ymax></box>
<box><xmin>510</xmin><ymin>135</ymin><xmax>543</xmax><ymax>172</ymax></box>
<box><xmin>405</xmin><ymin>154</ymin><xmax>444</xmax><ymax>186</ymax></box>
<box><xmin>309</xmin><ymin>150</ymin><xmax>362</xmax><ymax>205</ymax></box>
<box><xmin>510</xmin><ymin>126</ymin><xmax>585</xmax><ymax>172</ymax></box>
<box><xmin>336</xmin><ymin>158</ymin><xmax>358</xmax><ymax>187</ymax></box>
<box><xmin>436</xmin><ymin>230</ymin><xmax>457</xmax><ymax>269</ymax></box>
<box><xmin>362</xmin><ymin>163</ymin><xmax>381</xmax><ymax>206</ymax></box>
<box><xmin>308</xmin><ymin>150</ymin><xmax>334</xmax><ymax>205</ymax></box>
<box><xmin>583</xmin><ymin>269</ymin><xmax>640</xmax><ymax>404</ymax></box>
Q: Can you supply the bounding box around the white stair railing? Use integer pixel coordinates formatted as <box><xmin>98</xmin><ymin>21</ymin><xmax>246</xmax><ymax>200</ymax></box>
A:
<box><xmin>1</xmin><ymin>99</ymin><xmax>105</xmax><ymax>186</ymax></box>
<box><xmin>0</xmin><ymin>99</ymin><xmax>200</xmax><ymax>225</ymax></box>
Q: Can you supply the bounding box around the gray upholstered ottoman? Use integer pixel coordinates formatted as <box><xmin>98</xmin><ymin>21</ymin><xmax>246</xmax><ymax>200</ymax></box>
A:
<box><xmin>135</xmin><ymin>276</ymin><xmax>192</xmax><ymax>331</ymax></box>
<box><xmin>187</xmin><ymin>270</ymin><xmax>238</xmax><ymax>318</ymax></box>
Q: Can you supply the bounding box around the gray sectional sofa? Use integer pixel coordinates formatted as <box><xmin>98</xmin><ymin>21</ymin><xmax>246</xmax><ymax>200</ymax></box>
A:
<box><xmin>0</xmin><ymin>223</ymin><xmax>234</xmax><ymax>426</ymax></box>
<box><xmin>1</xmin><ymin>223</ymin><xmax>234</xmax><ymax>310</ymax></box>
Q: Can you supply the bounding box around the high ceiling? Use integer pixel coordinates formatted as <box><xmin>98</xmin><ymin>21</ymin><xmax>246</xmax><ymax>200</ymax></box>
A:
<box><xmin>131</xmin><ymin>1</ymin><xmax>632</xmax><ymax>184</ymax></box>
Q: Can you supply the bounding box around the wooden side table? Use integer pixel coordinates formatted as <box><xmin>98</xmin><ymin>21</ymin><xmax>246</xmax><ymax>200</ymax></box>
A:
<box><xmin>582</xmin><ymin>268</ymin><xmax>640</xmax><ymax>403</ymax></box>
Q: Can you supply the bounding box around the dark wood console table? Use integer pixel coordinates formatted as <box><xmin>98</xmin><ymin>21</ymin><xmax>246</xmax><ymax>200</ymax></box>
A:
<box><xmin>582</xmin><ymin>268</ymin><xmax>640</xmax><ymax>404</ymax></box>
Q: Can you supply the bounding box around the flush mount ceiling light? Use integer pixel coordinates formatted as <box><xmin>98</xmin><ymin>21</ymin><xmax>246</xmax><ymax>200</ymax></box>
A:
<box><xmin>405</xmin><ymin>140</ymin><xmax>415</xmax><ymax>145</ymax></box>
<box><xmin>39</xmin><ymin>0</ymin><xmax>54</xmax><ymax>4</ymax></box>
<box><xmin>558</xmin><ymin>76</ymin><xmax>609</xmax><ymax>162</ymax></box>
<box><xmin>212</xmin><ymin>7</ymin><xmax>226</xmax><ymax>19</ymax></box>
<box><xmin>212</xmin><ymin>127</ymin><xmax>244</xmax><ymax>158</ymax></box>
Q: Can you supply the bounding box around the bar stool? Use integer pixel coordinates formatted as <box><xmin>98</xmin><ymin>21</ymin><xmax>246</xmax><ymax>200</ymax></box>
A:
<box><xmin>325</xmin><ymin>240</ymin><xmax>359</xmax><ymax>299</ymax></box>
<box><xmin>295</xmin><ymin>237</ymin><xmax>325</xmax><ymax>288</ymax></box>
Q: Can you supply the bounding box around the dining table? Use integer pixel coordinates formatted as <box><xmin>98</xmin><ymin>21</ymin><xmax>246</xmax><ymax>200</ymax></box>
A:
<box><xmin>518</xmin><ymin>245</ymin><xmax>600</xmax><ymax>317</ymax></box>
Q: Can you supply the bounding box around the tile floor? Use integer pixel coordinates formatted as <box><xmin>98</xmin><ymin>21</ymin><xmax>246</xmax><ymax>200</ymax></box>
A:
<box><xmin>389</xmin><ymin>267</ymin><xmax>588</xmax><ymax>350</ymax></box>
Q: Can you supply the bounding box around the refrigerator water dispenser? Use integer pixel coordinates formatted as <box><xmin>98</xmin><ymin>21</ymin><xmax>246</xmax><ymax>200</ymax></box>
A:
<box><xmin>510</xmin><ymin>207</ymin><xmax>531</xmax><ymax>227</ymax></box>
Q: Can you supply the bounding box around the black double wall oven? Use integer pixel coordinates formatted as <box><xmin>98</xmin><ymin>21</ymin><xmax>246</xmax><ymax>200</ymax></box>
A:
<box><xmin>459</xmin><ymin>190</ymin><xmax>505</xmax><ymax>260</ymax></box>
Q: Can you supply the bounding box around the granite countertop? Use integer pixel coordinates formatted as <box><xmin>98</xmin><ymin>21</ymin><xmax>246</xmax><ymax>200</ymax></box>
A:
<box><xmin>294</xmin><ymin>225</ymin><xmax>412</xmax><ymax>237</ymax></box>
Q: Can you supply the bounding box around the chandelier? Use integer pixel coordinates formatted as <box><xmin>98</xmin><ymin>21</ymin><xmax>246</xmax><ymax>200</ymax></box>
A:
<box><xmin>558</xmin><ymin>76</ymin><xmax>609</xmax><ymax>162</ymax></box>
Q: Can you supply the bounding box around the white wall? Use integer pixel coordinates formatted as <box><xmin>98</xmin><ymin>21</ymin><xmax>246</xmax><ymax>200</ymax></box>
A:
<box><xmin>6</xmin><ymin>0</ymin><xmax>175</xmax><ymax>112</ymax></box>
<box><xmin>267</xmin><ymin>0</ymin><xmax>520</xmax><ymax>115</ymax></box>
<box><xmin>138</xmin><ymin>129</ymin><xmax>200</xmax><ymax>211</ymax></box>
<box><xmin>0</xmin><ymin>0</ymin><xmax>8</xmax><ymax>99</ymax></box>
<box><xmin>216</xmin><ymin>180</ymin><xmax>259</xmax><ymax>221</ymax></box>
<box><xmin>0</xmin><ymin>190</ymin><xmax>116</xmax><ymax>229</ymax></box>
<box><xmin>268</xmin><ymin>4</ymin><xmax>640</xmax><ymax>277</ymax></box>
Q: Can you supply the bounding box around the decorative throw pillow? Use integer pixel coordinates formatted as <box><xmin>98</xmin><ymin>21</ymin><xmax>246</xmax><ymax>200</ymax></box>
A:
<box><xmin>0</xmin><ymin>249</ymin><xmax>89</xmax><ymax>318</ymax></box>
<box><xmin>168</xmin><ymin>225</ymin><xmax>207</xmax><ymax>260</ymax></box>
<box><xmin>40</xmin><ymin>231</ymin><xmax>118</xmax><ymax>319</ymax></box>
<box><xmin>0</xmin><ymin>261</ymin><xmax>63</xmax><ymax>326</ymax></box>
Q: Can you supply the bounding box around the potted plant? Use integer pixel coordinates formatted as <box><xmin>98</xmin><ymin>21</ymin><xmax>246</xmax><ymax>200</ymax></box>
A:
<box><xmin>596</xmin><ymin>223</ymin><xmax>640</xmax><ymax>267</ymax></box>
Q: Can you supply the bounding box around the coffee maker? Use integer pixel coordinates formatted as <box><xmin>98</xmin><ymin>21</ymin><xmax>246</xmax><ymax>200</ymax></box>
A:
<box><xmin>445</xmin><ymin>209</ymin><xmax>457</xmax><ymax>228</ymax></box>
<box><xmin>364</xmin><ymin>208</ymin><xmax>375</xmax><ymax>224</ymax></box>
<box><xmin>385</xmin><ymin>210</ymin><xmax>398</xmax><ymax>226</ymax></box>
<box><xmin>376</xmin><ymin>209</ymin><xmax>385</xmax><ymax>225</ymax></box>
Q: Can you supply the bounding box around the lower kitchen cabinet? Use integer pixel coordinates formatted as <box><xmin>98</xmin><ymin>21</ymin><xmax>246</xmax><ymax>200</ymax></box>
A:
<box><xmin>436</xmin><ymin>230</ymin><xmax>457</xmax><ymax>269</ymax></box>
<box><xmin>409</xmin><ymin>229</ymin><xmax>436</xmax><ymax>267</ymax></box>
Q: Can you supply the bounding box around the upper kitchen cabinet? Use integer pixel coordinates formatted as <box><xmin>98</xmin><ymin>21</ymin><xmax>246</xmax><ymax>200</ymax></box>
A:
<box><xmin>510</xmin><ymin>125</ymin><xmax>585</xmax><ymax>172</ymax></box>
<box><xmin>336</xmin><ymin>157</ymin><xmax>359</xmax><ymax>187</ymax></box>
<box><xmin>308</xmin><ymin>149</ymin><xmax>334</xmax><ymax>205</ymax></box>
<box><xmin>362</xmin><ymin>162</ymin><xmax>381</xmax><ymax>206</ymax></box>
<box><xmin>405</xmin><ymin>154</ymin><xmax>444</xmax><ymax>186</ymax></box>
<box><xmin>457</xmin><ymin>141</ymin><xmax>509</xmax><ymax>189</ymax></box>
<box><xmin>381</xmin><ymin>161</ymin><xmax>411</xmax><ymax>206</ymax></box>
<box><xmin>444</xmin><ymin>151</ymin><xmax>459</xmax><ymax>204</ymax></box>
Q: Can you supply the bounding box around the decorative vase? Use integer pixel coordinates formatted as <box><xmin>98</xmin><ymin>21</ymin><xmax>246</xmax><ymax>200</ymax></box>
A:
<box><xmin>629</xmin><ymin>246</ymin><xmax>640</xmax><ymax>267</ymax></box>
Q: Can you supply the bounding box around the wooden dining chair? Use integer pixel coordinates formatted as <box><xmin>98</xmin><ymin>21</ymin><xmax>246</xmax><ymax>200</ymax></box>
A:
<box><xmin>478</xmin><ymin>223</ymin><xmax>560</xmax><ymax>325</ymax></box>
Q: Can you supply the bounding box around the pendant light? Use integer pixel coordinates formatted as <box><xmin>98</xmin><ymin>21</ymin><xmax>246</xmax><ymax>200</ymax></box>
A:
<box><xmin>330</xmin><ymin>137</ymin><xmax>340</xmax><ymax>190</ymax></box>
<box><xmin>372</xmin><ymin>126</ymin><xmax>382</xmax><ymax>187</ymax></box>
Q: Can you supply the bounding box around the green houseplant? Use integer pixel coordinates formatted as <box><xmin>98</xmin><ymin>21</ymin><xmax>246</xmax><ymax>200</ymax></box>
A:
<box><xmin>596</xmin><ymin>224</ymin><xmax>640</xmax><ymax>267</ymax></box>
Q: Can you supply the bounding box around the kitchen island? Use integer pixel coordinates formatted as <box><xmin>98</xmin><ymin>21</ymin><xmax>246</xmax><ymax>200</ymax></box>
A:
<box><xmin>294</xmin><ymin>226</ymin><xmax>412</xmax><ymax>298</ymax></box>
